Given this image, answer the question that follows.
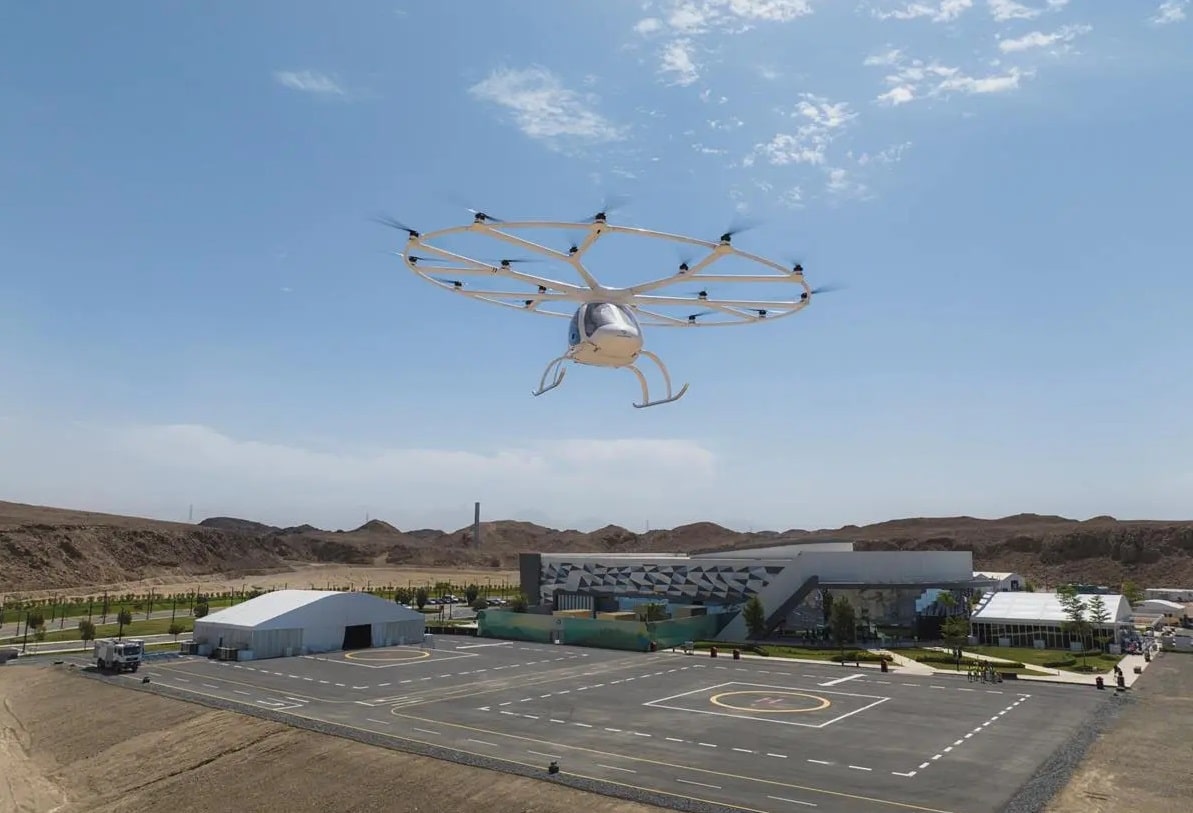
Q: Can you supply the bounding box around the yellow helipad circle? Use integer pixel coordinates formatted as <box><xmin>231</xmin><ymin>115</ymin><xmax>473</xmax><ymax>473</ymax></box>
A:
<box><xmin>709</xmin><ymin>690</ymin><xmax>831</xmax><ymax>714</ymax></box>
<box><xmin>343</xmin><ymin>648</ymin><xmax>431</xmax><ymax>662</ymax></box>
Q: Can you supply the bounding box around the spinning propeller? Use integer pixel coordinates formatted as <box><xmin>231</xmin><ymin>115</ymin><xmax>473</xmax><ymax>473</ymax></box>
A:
<box><xmin>374</xmin><ymin>215</ymin><xmax>420</xmax><ymax>238</ymax></box>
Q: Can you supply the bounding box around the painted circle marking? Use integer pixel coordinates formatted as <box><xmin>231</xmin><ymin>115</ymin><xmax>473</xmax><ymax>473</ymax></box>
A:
<box><xmin>343</xmin><ymin>648</ymin><xmax>431</xmax><ymax>662</ymax></box>
<box><xmin>708</xmin><ymin>690</ymin><xmax>831</xmax><ymax>714</ymax></box>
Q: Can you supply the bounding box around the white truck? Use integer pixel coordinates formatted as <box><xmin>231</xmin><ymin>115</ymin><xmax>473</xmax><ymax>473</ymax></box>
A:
<box><xmin>94</xmin><ymin>638</ymin><xmax>143</xmax><ymax>673</ymax></box>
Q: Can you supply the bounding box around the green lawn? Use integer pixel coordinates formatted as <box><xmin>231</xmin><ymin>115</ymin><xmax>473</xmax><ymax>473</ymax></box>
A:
<box><xmin>693</xmin><ymin>642</ymin><xmax>872</xmax><ymax>663</ymax></box>
<box><xmin>0</xmin><ymin>615</ymin><xmax>194</xmax><ymax>644</ymax></box>
<box><xmin>964</xmin><ymin>645</ymin><xmax>1123</xmax><ymax>672</ymax></box>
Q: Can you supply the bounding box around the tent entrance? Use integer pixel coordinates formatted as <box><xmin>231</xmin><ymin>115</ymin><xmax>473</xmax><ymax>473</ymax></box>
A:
<box><xmin>342</xmin><ymin>624</ymin><xmax>372</xmax><ymax>650</ymax></box>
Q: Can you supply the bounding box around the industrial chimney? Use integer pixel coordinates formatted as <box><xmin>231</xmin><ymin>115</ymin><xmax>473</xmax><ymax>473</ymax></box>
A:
<box><xmin>473</xmin><ymin>502</ymin><xmax>482</xmax><ymax>546</ymax></box>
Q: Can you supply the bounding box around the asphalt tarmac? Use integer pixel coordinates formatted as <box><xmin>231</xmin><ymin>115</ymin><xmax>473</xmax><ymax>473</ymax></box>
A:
<box><xmin>73</xmin><ymin>640</ymin><xmax>1110</xmax><ymax>813</ymax></box>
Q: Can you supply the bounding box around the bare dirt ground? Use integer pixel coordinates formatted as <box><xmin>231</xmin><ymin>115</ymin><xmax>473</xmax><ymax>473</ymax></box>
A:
<box><xmin>0</xmin><ymin>665</ymin><xmax>666</xmax><ymax>813</ymax></box>
<box><xmin>12</xmin><ymin>565</ymin><xmax>519</xmax><ymax>600</ymax></box>
<box><xmin>1045</xmin><ymin>652</ymin><xmax>1193</xmax><ymax>813</ymax></box>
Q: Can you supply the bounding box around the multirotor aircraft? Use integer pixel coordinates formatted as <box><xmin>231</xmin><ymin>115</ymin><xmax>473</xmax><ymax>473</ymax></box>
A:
<box><xmin>380</xmin><ymin>206</ymin><xmax>836</xmax><ymax>408</ymax></box>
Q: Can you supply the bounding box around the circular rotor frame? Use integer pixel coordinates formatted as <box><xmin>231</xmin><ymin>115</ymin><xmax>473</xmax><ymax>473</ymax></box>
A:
<box><xmin>395</xmin><ymin>217</ymin><xmax>816</xmax><ymax>327</ymax></box>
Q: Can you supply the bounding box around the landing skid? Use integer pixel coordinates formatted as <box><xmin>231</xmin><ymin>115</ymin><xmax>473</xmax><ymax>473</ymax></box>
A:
<box><xmin>530</xmin><ymin>349</ymin><xmax>689</xmax><ymax>408</ymax></box>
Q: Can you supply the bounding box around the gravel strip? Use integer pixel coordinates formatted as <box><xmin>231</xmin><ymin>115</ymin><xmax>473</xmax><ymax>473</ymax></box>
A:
<box><xmin>1001</xmin><ymin>686</ymin><xmax>1135</xmax><ymax>813</ymax></box>
<box><xmin>75</xmin><ymin>665</ymin><xmax>736</xmax><ymax>813</ymax></box>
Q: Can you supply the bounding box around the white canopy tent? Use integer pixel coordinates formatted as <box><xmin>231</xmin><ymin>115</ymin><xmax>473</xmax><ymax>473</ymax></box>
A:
<box><xmin>193</xmin><ymin>589</ymin><xmax>425</xmax><ymax>660</ymax></box>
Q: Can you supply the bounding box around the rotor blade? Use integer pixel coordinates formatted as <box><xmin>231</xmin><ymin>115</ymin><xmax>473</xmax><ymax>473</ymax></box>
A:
<box><xmin>686</xmin><ymin>310</ymin><xmax>716</xmax><ymax>321</ymax></box>
<box><xmin>468</xmin><ymin>208</ymin><xmax>504</xmax><ymax>223</ymax></box>
<box><xmin>809</xmin><ymin>283</ymin><xmax>845</xmax><ymax>295</ymax></box>
<box><xmin>429</xmin><ymin>276</ymin><xmax>464</xmax><ymax>288</ymax></box>
<box><xmin>373</xmin><ymin>215</ymin><xmax>420</xmax><ymax>237</ymax></box>
<box><xmin>579</xmin><ymin>192</ymin><xmax>631</xmax><ymax>222</ymax></box>
<box><xmin>719</xmin><ymin>214</ymin><xmax>762</xmax><ymax>242</ymax></box>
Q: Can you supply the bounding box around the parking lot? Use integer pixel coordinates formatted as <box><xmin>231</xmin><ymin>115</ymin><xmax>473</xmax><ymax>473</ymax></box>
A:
<box><xmin>92</xmin><ymin>640</ymin><xmax>1110</xmax><ymax>813</ymax></box>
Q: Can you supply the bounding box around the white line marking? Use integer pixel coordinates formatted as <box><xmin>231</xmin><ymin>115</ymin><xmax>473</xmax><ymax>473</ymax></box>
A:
<box><xmin>366</xmin><ymin>718</ymin><xmax>390</xmax><ymax>725</ymax></box>
<box><xmin>892</xmin><ymin>771</ymin><xmax>917</xmax><ymax>778</ymax></box>
<box><xmin>919</xmin><ymin>762</ymin><xmax>931</xmax><ymax>769</ymax></box>
<box><xmin>943</xmin><ymin>747</ymin><xmax>953</xmax><ymax>753</ymax></box>
<box><xmin>632</xmin><ymin>731</ymin><xmax>651</xmax><ymax>737</ymax></box>
<box><xmin>698</xmin><ymin>742</ymin><xmax>717</xmax><ymax>748</ymax></box>
<box><xmin>931</xmin><ymin>754</ymin><xmax>942</xmax><ymax>760</ymax></box>
<box><xmin>175</xmin><ymin>678</ymin><xmax>189</xmax><ymax>683</ymax></box>
<box><xmin>665</xmin><ymin>737</ymin><xmax>684</xmax><ymax>742</ymax></box>
<box><xmin>605</xmin><ymin>727</ymin><xmax>621</xmax><ymax>733</ymax></box>
<box><xmin>767</xmin><ymin>795</ymin><xmax>818</xmax><ymax>807</ymax></box>
<box><xmin>818</xmin><ymin>673</ymin><xmax>864</xmax><ymax>687</ymax></box>
<box><xmin>466</xmin><ymin>738</ymin><xmax>497</xmax><ymax>747</ymax></box>
<box><xmin>807</xmin><ymin>759</ymin><xmax>831</xmax><ymax>765</ymax></box>
<box><xmin>849</xmin><ymin>765</ymin><xmax>873</xmax><ymax>771</ymax></box>
<box><xmin>574</xmin><ymin>722</ymin><xmax>592</xmax><ymax>728</ymax></box>
<box><xmin>733</xmin><ymin>747</ymin><xmax>754</xmax><ymax>753</ymax></box>
<box><xmin>202</xmin><ymin>683</ymin><xmax>219</xmax><ymax>689</ymax></box>
<box><xmin>597</xmin><ymin>763</ymin><xmax>638</xmax><ymax>773</ymax></box>
<box><xmin>455</xmin><ymin>641</ymin><xmax>512</xmax><ymax>649</ymax></box>
<box><xmin>676</xmin><ymin>779</ymin><xmax>721</xmax><ymax>789</ymax></box>
<box><xmin>767</xmin><ymin>753</ymin><xmax>787</xmax><ymax>759</ymax></box>
<box><xmin>233</xmin><ymin>690</ymin><xmax>251</xmax><ymax>696</ymax></box>
<box><xmin>412</xmin><ymin>727</ymin><xmax>440</xmax><ymax>736</ymax></box>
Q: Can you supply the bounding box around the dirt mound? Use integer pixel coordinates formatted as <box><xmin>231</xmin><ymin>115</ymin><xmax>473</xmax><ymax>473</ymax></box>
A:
<box><xmin>3</xmin><ymin>499</ymin><xmax>1193</xmax><ymax>593</ymax></box>
<box><xmin>0</xmin><ymin>666</ymin><xmax>665</xmax><ymax>813</ymax></box>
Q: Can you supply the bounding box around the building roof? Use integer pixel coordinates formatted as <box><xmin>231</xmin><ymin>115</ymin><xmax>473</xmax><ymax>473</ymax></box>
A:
<box><xmin>972</xmin><ymin>591</ymin><xmax>1130</xmax><ymax>625</ymax></box>
<box><xmin>973</xmin><ymin>571</ymin><xmax>1016</xmax><ymax>580</ymax></box>
<box><xmin>197</xmin><ymin>589</ymin><xmax>421</xmax><ymax>629</ymax></box>
<box><xmin>1137</xmin><ymin>599</ymin><xmax>1187</xmax><ymax>612</ymax></box>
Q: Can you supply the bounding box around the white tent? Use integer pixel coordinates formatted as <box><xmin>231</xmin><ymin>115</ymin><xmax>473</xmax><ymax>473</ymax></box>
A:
<box><xmin>970</xmin><ymin>591</ymin><xmax>1131</xmax><ymax>649</ymax></box>
<box><xmin>193</xmin><ymin>589</ymin><xmax>425</xmax><ymax>660</ymax></box>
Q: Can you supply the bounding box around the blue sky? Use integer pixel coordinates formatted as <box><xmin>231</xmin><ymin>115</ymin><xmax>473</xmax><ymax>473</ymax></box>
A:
<box><xmin>2</xmin><ymin>1</ymin><xmax>1191</xmax><ymax>533</ymax></box>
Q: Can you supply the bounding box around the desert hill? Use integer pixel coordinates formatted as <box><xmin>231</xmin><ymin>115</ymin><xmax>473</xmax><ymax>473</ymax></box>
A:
<box><xmin>1</xmin><ymin>499</ymin><xmax>1192</xmax><ymax>592</ymax></box>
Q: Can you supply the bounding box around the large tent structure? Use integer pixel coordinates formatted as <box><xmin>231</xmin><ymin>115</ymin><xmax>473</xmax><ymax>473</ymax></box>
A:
<box><xmin>970</xmin><ymin>591</ymin><xmax>1131</xmax><ymax>649</ymax></box>
<box><xmin>193</xmin><ymin>589</ymin><xmax>425</xmax><ymax>660</ymax></box>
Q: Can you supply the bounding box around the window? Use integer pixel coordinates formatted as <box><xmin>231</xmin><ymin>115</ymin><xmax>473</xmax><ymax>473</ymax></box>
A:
<box><xmin>583</xmin><ymin>303</ymin><xmax>618</xmax><ymax>336</ymax></box>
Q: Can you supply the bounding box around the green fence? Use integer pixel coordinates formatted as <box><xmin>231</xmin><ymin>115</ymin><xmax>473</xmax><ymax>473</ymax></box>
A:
<box><xmin>477</xmin><ymin>610</ymin><xmax>736</xmax><ymax>652</ymax></box>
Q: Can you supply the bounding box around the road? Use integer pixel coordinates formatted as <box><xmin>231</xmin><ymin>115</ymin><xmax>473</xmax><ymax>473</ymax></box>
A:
<box><xmin>62</xmin><ymin>640</ymin><xmax>1111</xmax><ymax>813</ymax></box>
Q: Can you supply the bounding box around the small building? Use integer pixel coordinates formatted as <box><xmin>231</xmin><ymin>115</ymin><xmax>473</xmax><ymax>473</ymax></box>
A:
<box><xmin>193</xmin><ymin>589</ymin><xmax>425</xmax><ymax>660</ymax></box>
<box><xmin>970</xmin><ymin>591</ymin><xmax>1132</xmax><ymax>650</ymax></box>
<box><xmin>1134</xmin><ymin>599</ymin><xmax>1189</xmax><ymax>626</ymax></box>
<box><xmin>973</xmin><ymin>571</ymin><xmax>1025</xmax><ymax>593</ymax></box>
<box><xmin>1144</xmin><ymin>588</ymin><xmax>1193</xmax><ymax>602</ymax></box>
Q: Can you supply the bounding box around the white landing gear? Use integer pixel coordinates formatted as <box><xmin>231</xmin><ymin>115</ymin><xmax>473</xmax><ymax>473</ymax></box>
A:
<box><xmin>531</xmin><ymin>349</ymin><xmax>689</xmax><ymax>409</ymax></box>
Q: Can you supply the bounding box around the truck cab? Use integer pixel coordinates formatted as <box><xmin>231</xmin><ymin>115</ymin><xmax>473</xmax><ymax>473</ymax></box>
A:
<box><xmin>94</xmin><ymin>638</ymin><xmax>144</xmax><ymax>673</ymax></box>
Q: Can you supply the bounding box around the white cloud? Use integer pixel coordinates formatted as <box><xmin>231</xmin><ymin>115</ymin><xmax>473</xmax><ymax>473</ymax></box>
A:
<box><xmin>1150</xmin><ymin>1</ymin><xmax>1188</xmax><ymax>25</ymax></box>
<box><xmin>871</xmin><ymin>0</ymin><xmax>974</xmax><ymax>23</ymax></box>
<box><xmin>636</xmin><ymin>1</ymin><xmax>814</xmax><ymax>84</ymax></box>
<box><xmin>744</xmin><ymin>93</ymin><xmax>856</xmax><ymax>167</ymax></box>
<box><xmin>869</xmin><ymin>51</ymin><xmax>1033</xmax><ymax>105</ymax></box>
<box><xmin>854</xmin><ymin>141</ymin><xmax>913</xmax><ymax>165</ymax></box>
<box><xmin>659</xmin><ymin>39</ymin><xmax>701</xmax><ymax>85</ymax></box>
<box><xmin>998</xmin><ymin>24</ymin><xmax>1091</xmax><ymax>53</ymax></box>
<box><xmin>468</xmin><ymin>66</ymin><xmax>625</xmax><ymax>148</ymax></box>
<box><xmin>273</xmin><ymin>70</ymin><xmax>345</xmax><ymax>96</ymax></box>
<box><xmin>825</xmin><ymin>167</ymin><xmax>870</xmax><ymax>200</ymax></box>
<box><xmin>987</xmin><ymin>0</ymin><xmax>1069</xmax><ymax>22</ymax></box>
<box><xmin>0</xmin><ymin>419</ymin><xmax>718</xmax><ymax>532</ymax></box>
<box><xmin>864</xmin><ymin>48</ymin><xmax>905</xmax><ymax>67</ymax></box>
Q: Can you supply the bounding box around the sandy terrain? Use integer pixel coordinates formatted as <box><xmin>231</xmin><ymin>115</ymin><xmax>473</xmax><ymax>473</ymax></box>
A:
<box><xmin>0</xmin><ymin>665</ymin><xmax>666</xmax><ymax>813</ymax></box>
<box><xmin>1044</xmin><ymin>652</ymin><xmax>1193</xmax><ymax>813</ymax></box>
<box><xmin>14</xmin><ymin>565</ymin><xmax>519</xmax><ymax>600</ymax></box>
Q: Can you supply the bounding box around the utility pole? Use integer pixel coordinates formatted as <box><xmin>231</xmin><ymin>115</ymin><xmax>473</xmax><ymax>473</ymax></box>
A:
<box><xmin>473</xmin><ymin>502</ymin><xmax>482</xmax><ymax>547</ymax></box>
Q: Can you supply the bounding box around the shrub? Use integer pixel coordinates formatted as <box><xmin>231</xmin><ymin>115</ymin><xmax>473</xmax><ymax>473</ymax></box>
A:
<box><xmin>831</xmin><ymin>650</ymin><xmax>889</xmax><ymax>663</ymax></box>
<box><xmin>1042</xmin><ymin>656</ymin><xmax>1077</xmax><ymax>668</ymax></box>
<box><xmin>915</xmin><ymin>654</ymin><xmax>1026</xmax><ymax>669</ymax></box>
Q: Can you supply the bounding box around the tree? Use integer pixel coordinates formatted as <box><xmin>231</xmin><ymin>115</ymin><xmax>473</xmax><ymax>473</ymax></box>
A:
<box><xmin>1056</xmin><ymin>586</ymin><xmax>1091</xmax><ymax>667</ymax></box>
<box><xmin>116</xmin><ymin>608</ymin><xmax>133</xmax><ymax>639</ymax></box>
<box><xmin>820</xmin><ymin>589</ymin><xmax>834</xmax><ymax>627</ymax></box>
<box><xmin>393</xmin><ymin>588</ymin><xmax>413</xmax><ymax>606</ymax></box>
<box><xmin>78</xmin><ymin>619</ymin><xmax>96</xmax><ymax>647</ymax></box>
<box><xmin>168</xmin><ymin>622</ymin><xmax>185</xmax><ymax>641</ymax></box>
<box><xmin>464</xmin><ymin>584</ymin><xmax>480</xmax><ymax>605</ymax></box>
<box><xmin>414</xmin><ymin>587</ymin><xmax>429</xmax><ymax>610</ymax></box>
<box><xmin>742</xmin><ymin>595</ymin><xmax>766</xmax><ymax>639</ymax></box>
<box><xmin>1087</xmin><ymin>595</ymin><xmax>1112</xmax><ymax>652</ymax></box>
<box><xmin>941</xmin><ymin>616</ymin><xmax>970</xmax><ymax>669</ymax></box>
<box><xmin>26</xmin><ymin>610</ymin><xmax>45</xmax><ymax>632</ymax></box>
<box><xmin>33</xmin><ymin>625</ymin><xmax>46</xmax><ymax>647</ymax></box>
<box><xmin>508</xmin><ymin>593</ymin><xmax>528</xmax><ymax>613</ymax></box>
<box><xmin>830</xmin><ymin>597</ymin><xmax>856</xmax><ymax>658</ymax></box>
<box><xmin>471</xmin><ymin>596</ymin><xmax>489</xmax><ymax>612</ymax></box>
<box><xmin>641</xmin><ymin>602</ymin><xmax>668</xmax><ymax>622</ymax></box>
<box><xmin>936</xmin><ymin>591</ymin><xmax>957</xmax><ymax>615</ymax></box>
<box><xmin>1120</xmin><ymin>580</ymin><xmax>1144</xmax><ymax>605</ymax></box>
<box><xmin>193</xmin><ymin>602</ymin><xmax>209</xmax><ymax>619</ymax></box>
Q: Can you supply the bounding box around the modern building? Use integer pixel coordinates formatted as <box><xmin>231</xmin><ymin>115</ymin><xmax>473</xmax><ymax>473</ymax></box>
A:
<box><xmin>1133</xmin><ymin>599</ymin><xmax>1189</xmax><ymax>626</ymax></box>
<box><xmin>519</xmin><ymin>540</ymin><xmax>981</xmax><ymax>642</ymax></box>
<box><xmin>973</xmin><ymin>571</ymin><xmax>1025</xmax><ymax>593</ymax></box>
<box><xmin>192</xmin><ymin>589</ymin><xmax>425</xmax><ymax>660</ymax></box>
<box><xmin>1144</xmin><ymin>588</ymin><xmax>1193</xmax><ymax>603</ymax></box>
<box><xmin>969</xmin><ymin>591</ymin><xmax>1132</xmax><ymax>649</ymax></box>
